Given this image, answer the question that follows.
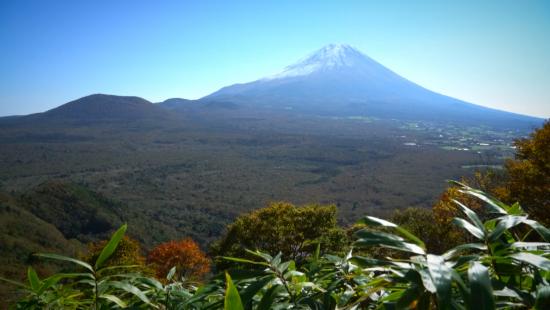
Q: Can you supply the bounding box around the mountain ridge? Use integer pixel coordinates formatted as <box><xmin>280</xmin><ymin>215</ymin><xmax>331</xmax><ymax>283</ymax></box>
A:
<box><xmin>202</xmin><ymin>44</ymin><xmax>542</xmax><ymax>128</ymax></box>
<box><xmin>0</xmin><ymin>45</ymin><xmax>544</xmax><ymax>129</ymax></box>
<box><xmin>42</xmin><ymin>94</ymin><xmax>171</xmax><ymax>120</ymax></box>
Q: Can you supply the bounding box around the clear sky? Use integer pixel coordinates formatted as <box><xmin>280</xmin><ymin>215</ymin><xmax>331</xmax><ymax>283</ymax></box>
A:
<box><xmin>1</xmin><ymin>0</ymin><xmax>549</xmax><ymax>117</ymax></box>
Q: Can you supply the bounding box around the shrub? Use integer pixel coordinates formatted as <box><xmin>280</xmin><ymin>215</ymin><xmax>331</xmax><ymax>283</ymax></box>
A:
<box><xmin>148</xmin><ymin>238</ymin><xmax>210</xmax><ymax>282</ymax></box>
<box><xmin>210</xmin><ymin>201</ymin><xmax>348</xmax><ymax>269</ymax></box>
<box><xmin>83</xmin><ymin>235</ymin><xmax>146</xmax><ymax>267</ymax></box>
<box><xmin>391</xmin><ymin>207</ymin><xmax>463</xmax><ymax>254</ymax></box>
<box><xmin>503</xmin><ymin>120</ymin><xmax>550</xmax><ymax>225</ymax></box>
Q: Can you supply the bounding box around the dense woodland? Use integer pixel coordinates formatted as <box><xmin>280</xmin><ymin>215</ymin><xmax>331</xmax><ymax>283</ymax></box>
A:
<box><xmin>0</xmin><ymin>120</ymin><xmax>548</xmax><ymax>308</ymax></box>
<box><xmin>1</xmin><ymin>97</ymin><xmax>515</xmax><ymax>306</ymax></box>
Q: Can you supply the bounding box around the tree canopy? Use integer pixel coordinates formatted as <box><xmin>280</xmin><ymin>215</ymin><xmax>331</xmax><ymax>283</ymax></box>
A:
<box><xmin>503</xmin><ymin>120</ymin><xmax>550</xmax><ymax>225</ymax></box>
<box><xmin>210</xmin><ymin>202</ymin><xmax>347</xmax><ymax>269</ymax></box>
<box><xmin>148</xmin><ymin>238</ymin><xmax>210</xmax><ymax>281</ymax></box>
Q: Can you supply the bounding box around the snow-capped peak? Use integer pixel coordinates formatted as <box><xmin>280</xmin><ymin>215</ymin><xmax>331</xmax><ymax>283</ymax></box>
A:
<box><xmin>264</xmin><ymin>44</ymin><xmax>369</xmax><ymax>80</ymax></box>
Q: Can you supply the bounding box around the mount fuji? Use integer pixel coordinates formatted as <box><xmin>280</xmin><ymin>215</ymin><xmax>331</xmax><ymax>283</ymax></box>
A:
<box><xmin>201</xmin><ymin>44</ymin><xmax>541</xmax><ymax>127</ymax></box>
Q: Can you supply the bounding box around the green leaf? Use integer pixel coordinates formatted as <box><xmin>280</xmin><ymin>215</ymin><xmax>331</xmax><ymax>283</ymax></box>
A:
<box><xmin>239</xmin><ymin>275</ymin><xmax>273</xmax><ymax>306</ymax></box>
<box><xmin>451</xmin><ymin>269</ymin><xmax>470</xmax><ymax>306</ymax></box>
<box><xmin>453</xmin><ymin>199</ymin><xmax>485</xmax><ymax>231</ymax></box>
<box><xmin>454</xmin><ymin>183</ymin><xmax>507</xmax><ymax>215</ymax></box>
<box><xmin>510</xmin><ymin>253</ymin><xmax>550</xmax><ymax>270</ymax></box>
<box><xmin>468</xmin><ymin>262</ymin><xmax>495</xmax><ymax>310</ymax></box>
<box><xmin>313</xmin><ymin>242</ymin><xmax>320</xmax><ymax>261</ymax></box>
<box><xmin>354</xmin><ymin>238</ymin><xmax>425</xmax><ymax>255</ymax></box>
<box><xmin>452</xmin><ymin>218</ymin><xmax>485</xmax><ymax>240</ymax></box>
<box><xmin>27</xmin><ymin>267</ymin><xmax>41</xmax><ymax>292</ymax></box>
<box><xmin>100</xmin><ymin>294</ymin><xmax>128</xmax><ymax>308</ymax></box>
<box><xmin>395</xmin><ymin>226</ymin><xmax>426</xmax><ymax>250</ymax></box>
<box><xmin>535</xmin><ymin>285</ymin><xmax>550</xmax><ymax>310</ymax></box>
<box><xmin>222</xmin><ymin>256</ymin><xmax>269</xmax><ymax>267</ymax></box>
<box><xmin>358</xmin><ymin>216</ymin><xmax>426</xmax><ymax>249</ymax></box>
<box><xmin>443</xmin><ymin>243</ymin><xmax>487</xmax><ymax>260</ymax></box>
<box><xmin>224</xmin><ymin>272</ymin><xmax>244</xmax><ymax>310</ymax></box>
<box><xmin>258</xmin><ymin>285</ymin><xmax>283</xmax><ymax>309</ymax></box>
<box><xmin>96</xmin><ymin>264</ymin><xmax>141</xmax><ymax>275</ymax></box>
<box><xmin>0</xmin><ymin>276</ymin><xmax>27</xmax><ymax>289</ymax></box>
<box><xmin>510</xmin><ymin>242</ymin><xmax>550</xmax><ymax>249</ymax></box>
<box><xmin>277</xmin><ymin>260</ymin><xmax>292</xmax><ymax>273</ymax></box>
<box><xmin>357</xmin><ymin>215</ymin><xmax>397</xmax><ymax>227</ymax></box>
<box><xmin>493</xmin><ymin>287</ymin><xmax>521</xmax><ymax>299</ymax></box>
<box><xmin>37</xmin><ymin>273</ymin><xmax>84</xmax><ymax>295</ymax></box>
<box><xmin>354</xmin><ymin>226</ymin><xmax>425</xmax><ymax>254</ymax></box>
<box><xmin>109</xmin><ymin>281</ymin><xmax>151</xmax><ymax>304</ymax></box>
<box><xmin>221</xmin><ymin>269</ymin><xmax>270</xmax><ymax>281</ymax></box>
<box><xmin>418</xmin><ymin>269</ymin><xmax>437</xmax><ymax>294</ymax></box>
<box><xmin>349</xmin><ymin>256</ymin><xmax>391</xmax><ymax>267</ymax></box>
<box><xmin>245</xmin><ymin>249</ymin><xmax>273</xmax><ymax>262</ymax></box>
<box><xmin>354</xmin><ymin>230</ymin><xmax>406</xmax><ymax>243</ymax></box>
<box><xmin>426</xmin><ymin>254</ymin><xmax>453</xmax><ymax>309</ymax></box>
<box><xmin>488</xmin><ymin>215</ymin><xmax>527</xmax><ymax>242</ymax></box>
<box><xmin>523</xmin><ymin>219</ymin><xmax>550</xmax><ymax>242</ymax></box>
<box><xmin>137</xmin><ymin>277</ymin><xmax>163</xmax><ymax>290</ymax></box>
<box><xmin>397</xmin><ymin>286</ymin><xmax>422</xmax><ymax>310</ymax></box>
<box><xmin>507</xmin><ymin>202</ymin><xmax>525</xmax><ymax>216</ymax></box>
<box><xmin>166</xmin><ymin>266</ymin><xmax>176</xmax><ymax>281</ymax></box>
<box><xmin>34</xmin><ymin>253</ymin><xmax>94</xmax><ymax>272</ymax></box>
<box><xmin>95</xmin><ymin>224</ymin><xmax>127</xmax><ymax>269</ymax></box>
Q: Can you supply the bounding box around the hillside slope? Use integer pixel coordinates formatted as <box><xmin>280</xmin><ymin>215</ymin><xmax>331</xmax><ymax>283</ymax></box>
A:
<box><xmin>41</xmin><ymin>94</ymin><xmax>171</xmax><ymax>121</ymax></box>
<box><xmin>0</xmin><ymin>181</ymin><xmax>128</xmax><ymax>304</ymax></box>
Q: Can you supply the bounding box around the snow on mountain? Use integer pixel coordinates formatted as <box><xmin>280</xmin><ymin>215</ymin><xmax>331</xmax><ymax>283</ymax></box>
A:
<box><xmin>205</xmin><ymin>43</ymin><xmax>433</xmax><ymax>103</ymax></box>
<box><xmin>201</xmin><ymin>44</ymin><xmax>542</xmax><ymax>128</ymax></box>
<box><xmin>263</xmin><ymin>44</ymin><xmax>369</xmax><ymax>80</ymax></box>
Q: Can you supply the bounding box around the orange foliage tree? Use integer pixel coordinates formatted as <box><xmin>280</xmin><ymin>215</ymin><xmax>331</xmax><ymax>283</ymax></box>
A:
<box><xmin>147</xmin><ymin>238</ymin><xmax>210</xmax><ymax>281</ymax></box>
<box><xmin>502</xmin><ymin>120</ymin><xmax>550</xmax><ymax>225</ymax></box>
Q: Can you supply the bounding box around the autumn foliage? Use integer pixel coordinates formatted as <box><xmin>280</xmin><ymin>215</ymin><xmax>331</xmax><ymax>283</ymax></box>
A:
<box><xmin>503</xmin><ymin>120</ymin><xmax>550</xmax><ymax>225</ymax></box>
<box><xmin>147</xmin><ymin>238</ymin><xmax>210</xmax><ymax>281</ymax></box>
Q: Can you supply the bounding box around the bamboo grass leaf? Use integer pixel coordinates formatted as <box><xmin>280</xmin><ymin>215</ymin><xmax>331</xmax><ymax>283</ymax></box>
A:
<box><xmin>167</xmin><ymin>266</ymin><xmax>176</xmax><ymax>281</ymax></box>
<box><xmin>34</xmin><ymin>253</ymin><xmax>94</xmax><ymax>272</ymax></box>
<box><xmin>510</xmin><ymin>253</ymin><xmax>550</xmax><ymax>270</ymax></box>
<box><xmin>109</xmin><ymin>281</ymin><xmax>151</xmax><ymax>305</ymax></box>
<box><xmin>27</xmin><ymin>267</ymin><xmax>41</xmax><ymax>292</ymax></box>
<box><xmin>468</xmin><ymin>262</ymin><xmax>495</xmax><ymax>310</ymax></box>
<box><xmin>535</xmin><ymin>285</ymin><xmax>550</xmax><ymax>310</ymax></box>
<box><xmin>427</xmin><ymin>254</ymin><xmax>453</xmax><ymax>309</ymax></box>
<box><xmin>95</xmin><ymin>224</ymin><xmax>127</xmax><ymax>269</ymax></box>
<box><xmin>224</xmin><ymin>272</ymin><xmax>244</xmax><ymax>310</ymax></box>
<box><xmin>0</xmin><ymin>276</ymin><xmax>27</xmax><ymax>289</ymax></box>
<box><xmin>101</xmin><ymin>294</ymin><xmax>128</xmax><ymax>308</ymax></box>
<box><xmin>452</xmin><ymin>218</ymin><xmax>485</xmax><ymax>240</ymax></box>
<box><xmin>488</xmin><ymin>215</ymin><xmax>527</xmax><ymax>242</ymax></box>
<box><xmin>222</xmin><ymin>256</ymin><xmax>270</xmax><ymax>266</ymax></box>
<box><xmin>357</xmin><ymin>216</ymin><xmax>426</xmax><ymax>249</ymax></box>
<box><xmin>523</xmin><ymin>219</ymin><xmax>550</xmax><ymax>242</ymax></box>
<box><xmin>443</xmin><ymin>243</ymin><xmax>487</xmax><ymax>260</ymax></box>
<box><xmin>453</xmin><ymin>199</ymin><xmax>485</xmax><ymax>231</ymax></box>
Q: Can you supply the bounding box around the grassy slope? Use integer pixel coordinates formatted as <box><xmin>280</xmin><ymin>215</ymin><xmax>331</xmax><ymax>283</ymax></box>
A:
<box><xmin>0</xmin><ymin>182</ymin><xmax>129</xmax><ymax>305</ymax></box>
<box><xmin>0</xmin><ymin>192</ymin><xmax>79</xmax><ymax>304</ymax></box>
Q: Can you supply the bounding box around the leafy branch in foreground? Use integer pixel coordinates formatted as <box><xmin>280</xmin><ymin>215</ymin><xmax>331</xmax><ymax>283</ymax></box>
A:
<box><xmin>348</xmin><ymin>181</ymin><xmax>550</xmax><ymax>309</ymax></box>
<box><xmin>2</xmin><ymin>183</ymin><xmax>549</xmax><ymax>309</ymax></box>
<box><xmin>2</xmin><ymin>224</ymin><xmax>157</xmax><ymax>309</ymax></box>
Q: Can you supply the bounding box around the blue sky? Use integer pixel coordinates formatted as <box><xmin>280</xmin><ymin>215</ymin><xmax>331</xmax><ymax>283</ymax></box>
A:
<box><xmin>1</xmin><ymin>0</ymin><xmax>549</xmax><ymax>117</ymax></box>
